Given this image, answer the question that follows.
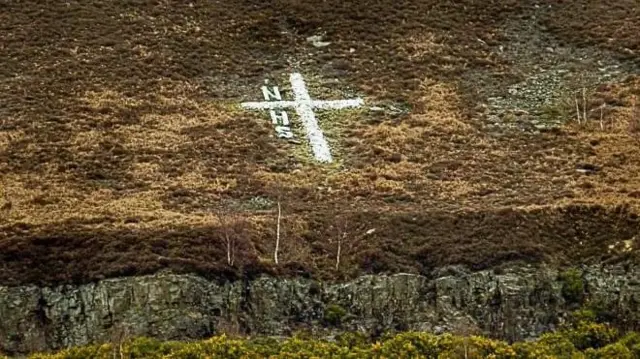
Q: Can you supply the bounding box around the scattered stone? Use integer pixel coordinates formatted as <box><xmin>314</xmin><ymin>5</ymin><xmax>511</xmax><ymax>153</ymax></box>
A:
<box><xmin>306</xmin><ymin>35</ymin><xmax>331</xmax><ymax>48</ymax></box>
<box><xmin>576</xmin><ymin>163</ymin><xmax>600</xmax><ymax>174</ymax></box>
<box><xmin>478</xmin><ymin>4</ymin><xmax>633</xmax><ymax>134</ymax></box>
<box><xmin>388</xmin><ymin>105</ymin><xmax>403</xmax><ymax>114</ymax></box>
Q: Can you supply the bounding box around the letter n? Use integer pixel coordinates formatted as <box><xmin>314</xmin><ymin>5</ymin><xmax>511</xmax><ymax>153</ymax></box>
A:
<box><xmin>261</xmin><ymin>86</ymin><xmax>282</xmax><ymax>101</ymax></box>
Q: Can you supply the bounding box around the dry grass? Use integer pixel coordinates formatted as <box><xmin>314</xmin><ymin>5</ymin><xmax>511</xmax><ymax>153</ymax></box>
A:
<box><xmin>564</xmin><ymin>76</ymin><xmax>640</xmax><ymax>205</ymax></box>
<box><xmin>541</xmin><ymin>0</ymin><xmax>640</xmax><ymax>61</ymax></box>
<box><xmin>0</xmin><ymin>0</ymin><xmax>638</xmax><ymax>285</ymax></box>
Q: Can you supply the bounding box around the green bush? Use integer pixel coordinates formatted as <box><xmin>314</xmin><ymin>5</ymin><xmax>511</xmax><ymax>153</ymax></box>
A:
<box><xmin>616</xmin><ymin>332</ymin><xmax>640</xmax><ymax>358</ymax></box>
<box><xmin>584</xmin><ymin>342</ymin><xmax>634</xmax><ymax>359</ymax></box>
<box><xmin>27</xmin><ymin>322</ymin><xmax>640</xmax><ymax>359</ymax></box>
<box><xmin>335</xmin><ymin>331</ymin><xmax>369</xmax><ymax>349</ymax></box>
<box><xmin>376</xmin><ymin>332</ymin><xmax>454</xmax><ymax>358</ymax></box>
<box><xmin>126</xmin><ymin>337</ymin><xmax>184</xmax><ymax>359</ymax></box>
<box><xmin>29</xmin><ymin>344</ymin><xmax>112</xmax><ymax>359</ymax></box>
<box><xmin>572</xmin><ymin>308</ymin><xmax>598</xmax><ymax>323</ymax></box>
<box><xmin>324</xmin><ymin>304</ymin><xmax>348</xmax><ymax>326</ymax></box>
<box><xmin>565</xmin><ymin>321</ymin><xmax>618</xmax><ymax>350</ymax></box>
<box><xmin>531</xmin><ymin>331</ymin><xmax>580</xmax><ymax>358</ymax></box>
<box><xmin>560</xmin><ymin>268</ymin><xmax>585</xmax><ymax>305</ymax></box>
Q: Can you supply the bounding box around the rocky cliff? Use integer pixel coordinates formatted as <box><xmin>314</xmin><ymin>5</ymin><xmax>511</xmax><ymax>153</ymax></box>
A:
<box><xmin>1</xmin><ymin>264</ymin><xmax>639</xmax><ymax>355</ymax></box>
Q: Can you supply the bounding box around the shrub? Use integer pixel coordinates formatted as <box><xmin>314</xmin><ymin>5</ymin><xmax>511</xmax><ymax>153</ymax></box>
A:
<box><xmin>467</xmin><ymin>336</ymin><xmax>517</xmax><ymax>358</ymax></box>
<box><xmin>29</xmin><ymin>344</ymin><xmax>112</xmax><ymax>359</ymax></box>
<box><xmin>335</xmin><ymin>331</ymin><xmax>369</xmax><ymax>349</ymax></box>
<box><xmin>527</xmin><ymin>332</ymin><xmax>579</xmax><ymax>358</ymax></box>
<box><xmin>572</xmin><ymin>308</ymin><xmax>598</xmax><ymax>323</ymax></box>
<box><xmin>324</xmin><ymin>304</ymin><xmax>348</xmax><ymax>327</ymax></box>
<box><xmin>377</xmin><ymin>332</ymin><xmax>455</xmax><ymax>358</ymax></box>
<box><xmin>276</xmin><ymin>337</ymin><xmax>345</xmax><ymax>358</ymax></box>
<box><xmin>565</xmin><ymin>321</ymin><xmax>618</xmax><ymax>350</ymax></box>
<box><xmin>584</xmin><ymin>342</ymin><xmax>634</xmax><ymax>359</ymax></box>
<box><xmin>126</xmin><ymin>337</ymin><xmax>184</xmax><ymax>359</ymax></box>
<box><xmin>560</xmin><ymin>268</ymin><xmax>585</xmax><ymax>305</ymax></box>
<box><xmin>25</xmin><ymin>325</ymin><xmax>640</xmax><ymax>359</ymax></box>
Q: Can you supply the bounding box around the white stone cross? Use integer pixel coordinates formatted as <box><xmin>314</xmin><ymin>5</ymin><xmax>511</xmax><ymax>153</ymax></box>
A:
<box><xmin>241</xmin><ymin>72</ymin><xmax>363</xmax><ymax>163</ymax></box>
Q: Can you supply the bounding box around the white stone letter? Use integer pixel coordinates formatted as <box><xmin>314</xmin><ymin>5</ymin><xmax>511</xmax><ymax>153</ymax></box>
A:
<box><xmin>269</xmin><ymin>110</ymin><xmax>290</xmax><ymax>126</ymax></box>
<box><xmin>261</xmin><ymin>86</ymin><xmax>282</xmax><ymax>101</ymax></box>
<box><xmin>275</xmin><ymin>126</ymin><xmax>294</xmax><ymax>139</ymax></box>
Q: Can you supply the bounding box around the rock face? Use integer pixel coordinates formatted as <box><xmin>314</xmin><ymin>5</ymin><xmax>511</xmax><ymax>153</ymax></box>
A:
<box><xmin>1</xmin><ymin>264</ymin><xmax>639</xmax><ymax>354</ymax></box>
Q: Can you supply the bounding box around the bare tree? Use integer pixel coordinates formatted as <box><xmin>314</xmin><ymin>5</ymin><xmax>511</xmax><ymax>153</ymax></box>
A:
<box><xmin>215</xmin><ymin>208</ymin><xmax>237</xmax><ymax>266</ymax></box>
<box><xmin>109</xmin><ymin>325</ymin><xmax>129</xmax><ymax>359</ymax></box>
<box><xmin>216</xmin><ymin>313</ymin><xmax>242</xmax><ymax>337</ymax></box>
<box><xmin>451</xmin><ymin>317</ymin><xmax>481</xmax><ymax>359</ymax></box>
<box><xmin>330</xmin><ymin>215</ymin><xmax>350</xmax><ymax>271</ymax></box>
<box><xmin>215</xmin><ymin>204</ymin><xmax>249</xmax><ymax>267</ymax></box>
<box><xmin>275</xmin><ymin>199</ymin><xmax>281</xmax><ymax>265</ymax></box>
<box><xmin>573</xmin><ymin>79</ymin><xmax>592</xmax><ymax>126</ymax></box>
<box><xmin>328</xmin><ymin>212</ymin><xmax>374</xmax><ymax>273</ymax></box>
<box><xmin>583</xmin><ymin>87</ymin><xmax>587</xmax><ymax>125</ymax></box>
<box><xmin>575</xmin><ymin>88</ymin><xmax>589</xmax><ymax>125</ymax></box>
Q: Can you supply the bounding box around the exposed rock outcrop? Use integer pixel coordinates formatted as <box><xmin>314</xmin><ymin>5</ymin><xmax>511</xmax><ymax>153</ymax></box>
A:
<box><xmin>1</xmin><ymin>264</ymin><xmax>639</xmax><ymax>354</ymax></box>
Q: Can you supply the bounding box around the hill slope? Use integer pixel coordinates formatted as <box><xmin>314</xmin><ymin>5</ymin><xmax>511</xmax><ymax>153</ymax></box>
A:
<box><xmin>0</xmin><ymin>0</ymin><xmax>639</xmax><ymax>286</ymax></box>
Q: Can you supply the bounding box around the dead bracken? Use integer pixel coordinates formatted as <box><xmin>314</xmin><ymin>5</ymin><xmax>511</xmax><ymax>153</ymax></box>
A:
<box><xmin>0</xmin><ymin>0</ymin><xmax>639</xmax><ymax>286</ymax></box>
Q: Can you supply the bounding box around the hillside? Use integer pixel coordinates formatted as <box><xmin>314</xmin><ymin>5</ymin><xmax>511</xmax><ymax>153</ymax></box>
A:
<box><xmin>1</xmin><ymin>0</ymin><xmax>639</xmax><ymax>288</ymax></box>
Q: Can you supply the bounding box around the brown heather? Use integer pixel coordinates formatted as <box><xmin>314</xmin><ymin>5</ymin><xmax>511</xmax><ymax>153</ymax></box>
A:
<box><xmin>0</xmin><ymin>0</ymin><xmax>638</xmax><ymax>286</ymax></box>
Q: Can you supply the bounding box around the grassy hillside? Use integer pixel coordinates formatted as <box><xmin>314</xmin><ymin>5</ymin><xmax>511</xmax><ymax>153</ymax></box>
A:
<box><xmin>0</xmin><ymin>0</ymin><xmax>639</xmax><ymax>286</ymax></box>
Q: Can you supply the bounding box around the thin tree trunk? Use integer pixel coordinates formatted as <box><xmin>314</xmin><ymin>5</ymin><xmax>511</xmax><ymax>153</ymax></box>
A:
<box><xmin>231</xmin><ymin>239</ymin><xmax>236</xmax><ymax>266</ymax></box>
<box><xmin>336</xmin><ymin>237</ymin><xmax>341</xmax><ymax>270</ymax></box>
<box><xmin>583</xmin><ymin>87</ymin><xmax>587</xmax><ymax>124</ymax></box>
<box><xmin>275</xmin><ymin>201</ymin><xmax>281</xmax><ymax>265</ymax></box>
<box><xmin>575</xmin><ymin>95</ymin><xmax>581</xmax><ymax>124</ymax></box>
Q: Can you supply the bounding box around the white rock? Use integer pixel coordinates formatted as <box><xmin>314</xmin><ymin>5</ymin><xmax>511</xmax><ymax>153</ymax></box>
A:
<box><xmin>306</xmin><ymin>35</ymin><xmax>331</xmax><ymax>48</ymax></box>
